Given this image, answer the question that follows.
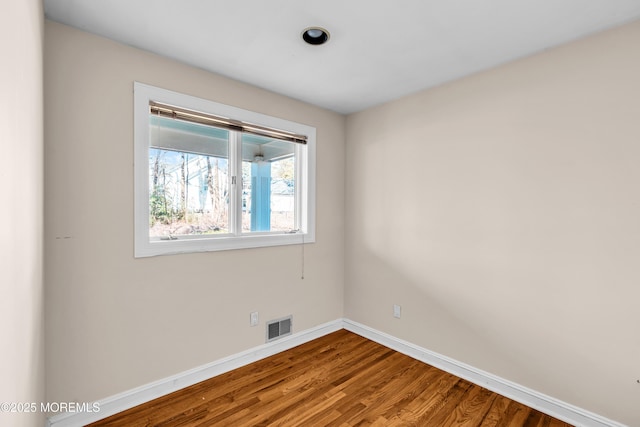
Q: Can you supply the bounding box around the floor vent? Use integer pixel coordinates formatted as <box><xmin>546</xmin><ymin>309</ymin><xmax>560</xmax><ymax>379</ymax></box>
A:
<box><xmin>266</xmin><ymin>316</ymin><xmax>292</xmax><ymax>342</ymax></box>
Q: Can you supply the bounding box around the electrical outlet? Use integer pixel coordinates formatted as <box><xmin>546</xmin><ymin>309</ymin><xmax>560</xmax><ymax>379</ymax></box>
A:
<box><xmin>250</xmin><ymin>311</ymin><xmax>259</xmax><ymax>327</ymax></box>
<box><xmin>393</xmin><ymin>304</ymin><xmax>401</xmax><ymax>319</ymax></box>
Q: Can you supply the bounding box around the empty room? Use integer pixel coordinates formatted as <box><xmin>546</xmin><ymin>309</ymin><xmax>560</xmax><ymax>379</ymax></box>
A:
<box><xmin>2</xmin><ymin>1</ymin><xmax>640</xmax><ymax>427</ymax></box>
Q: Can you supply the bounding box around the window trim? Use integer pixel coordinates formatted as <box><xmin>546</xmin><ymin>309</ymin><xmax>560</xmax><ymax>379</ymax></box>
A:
<box><xmin>134</xmin><ymin>82</ymin><xmax>316</xmax><ymax>257</ymax></box>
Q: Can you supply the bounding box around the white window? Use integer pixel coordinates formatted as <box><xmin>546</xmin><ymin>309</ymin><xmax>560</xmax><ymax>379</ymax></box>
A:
<box><xmin>134</xmin><ymin>82</ymin><xmax>315</xmax><ymax>257</ymax></box>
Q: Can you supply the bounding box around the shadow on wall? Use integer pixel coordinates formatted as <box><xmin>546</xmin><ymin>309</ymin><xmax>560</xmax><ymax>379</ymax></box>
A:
<box><xmin>345</xmin><ymin>242</ymin><xmax>620</xmax><ymax>409</ymax></box>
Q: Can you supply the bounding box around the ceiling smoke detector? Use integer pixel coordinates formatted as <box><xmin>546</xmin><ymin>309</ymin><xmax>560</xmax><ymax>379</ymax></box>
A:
<box><xmin>302</xmin><ymin>27</ymin><xmax>330</xmax><ymax>45</ymax></box>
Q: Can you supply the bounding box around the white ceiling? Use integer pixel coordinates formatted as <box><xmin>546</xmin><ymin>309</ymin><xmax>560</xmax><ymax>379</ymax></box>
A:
<box><xmin>44</xmin><ymin>0</ymin><xmax>640</xmax><ymax>114</ymax></box>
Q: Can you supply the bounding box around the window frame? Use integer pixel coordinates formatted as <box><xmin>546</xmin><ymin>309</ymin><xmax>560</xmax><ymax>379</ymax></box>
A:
<box><xmin>134</xmin><ymin>82</ymin><xmax>316</xmax><ymax>257</ymax></box>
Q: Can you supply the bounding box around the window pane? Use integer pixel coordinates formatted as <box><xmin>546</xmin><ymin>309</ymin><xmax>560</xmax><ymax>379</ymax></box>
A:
<box><xmin>149</xmin><ymin>115</ymin><xmax>230</xmax><ymax>237</ymax></box>
<box><xmin>241</xmin><ymin>134</ymin><xmax>296</xmax><ymax>233</ymax></box>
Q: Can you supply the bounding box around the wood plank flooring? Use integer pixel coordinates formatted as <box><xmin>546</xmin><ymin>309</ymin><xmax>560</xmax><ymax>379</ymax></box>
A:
<box><xmin>88</xmin><ymin>330</ymin><xmax>573</xmax><ymax>426</ymax></box>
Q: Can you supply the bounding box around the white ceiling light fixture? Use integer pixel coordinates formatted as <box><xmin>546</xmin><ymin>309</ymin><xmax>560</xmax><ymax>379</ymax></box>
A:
<box><xmin>302</xmin><ymin>27</ymin><xmax>330</xmax><ymax>45</ymax></box>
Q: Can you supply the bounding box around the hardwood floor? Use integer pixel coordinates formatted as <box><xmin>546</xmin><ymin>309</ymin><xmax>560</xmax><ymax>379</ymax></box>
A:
<box><xmin>88</xmin><ymin>330</ymin><xmax>573</xmax><ymax>426</ymax></box>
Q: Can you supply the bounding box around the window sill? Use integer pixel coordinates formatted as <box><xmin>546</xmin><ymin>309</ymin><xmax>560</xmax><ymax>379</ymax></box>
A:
<box><xmin>135</xmin><ymin>232</ymin><xmax>314</xmax><ymax>258</ymax></box>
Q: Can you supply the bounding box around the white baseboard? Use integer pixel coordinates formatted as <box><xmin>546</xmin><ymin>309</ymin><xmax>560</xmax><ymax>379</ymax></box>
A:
<box><xmin>342</xmin><ymin>319</ymin><xmax>627</xmax><ymax>427</ymax></box>
<box><xmin>46</xmin><ymin>319</ymin><xmax>343</xmax><ymax>427</ymax></box>
<box><xmin>47</xmin><ymin>318</ymin><xmax>626</xmax><ymax>427</ymax></box>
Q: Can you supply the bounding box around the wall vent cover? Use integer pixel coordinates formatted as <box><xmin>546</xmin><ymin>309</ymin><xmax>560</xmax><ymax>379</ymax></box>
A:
<box><xmin>266</xmin><ymin>316</ymin><xmax>292</xmax><ymax>342</ymax></box>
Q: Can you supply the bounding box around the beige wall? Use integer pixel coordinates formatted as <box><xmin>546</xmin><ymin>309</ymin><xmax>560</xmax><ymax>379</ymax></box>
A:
<box><xmin>44</xmin><ymin>14</ymin><xmax>640</xmax><ymax>425</ymax></box>
<box><xmin>0</xmin><ymin>1</ymin><xmax>45</xmax><ymax>427</ymax></box>
<box><xmin>345</xmin><ymin>20</ymin><xmax>640</xmax><ymax>426</ymax></box>
<box><xmin>44</xmin><ymin>21</ymin><xmax>345</xmax><ymax>403</ymax></box>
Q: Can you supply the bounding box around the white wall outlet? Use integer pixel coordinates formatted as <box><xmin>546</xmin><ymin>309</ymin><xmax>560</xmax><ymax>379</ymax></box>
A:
<box><xmin>393</xmin><ymin>304</ymin><xmax>401</xmax><ymax>319</ymax></box>
<box><xmin>250</xmin><ymin>311</ymin><xmax>259</xmax><ymax>327</ymax></box>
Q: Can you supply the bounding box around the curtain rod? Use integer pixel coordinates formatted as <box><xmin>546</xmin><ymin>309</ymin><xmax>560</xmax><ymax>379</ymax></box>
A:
<box><xmin>149</xmin><ymin>102</ymin><xmax>307</xmax><ymax>145</ymax></box>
